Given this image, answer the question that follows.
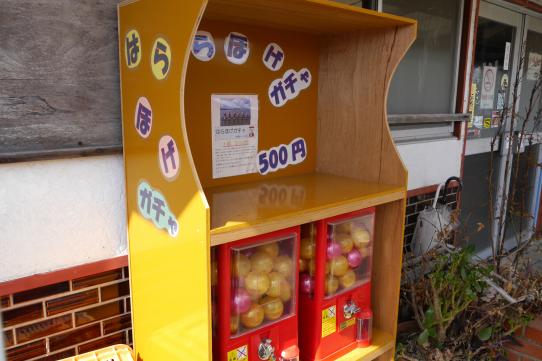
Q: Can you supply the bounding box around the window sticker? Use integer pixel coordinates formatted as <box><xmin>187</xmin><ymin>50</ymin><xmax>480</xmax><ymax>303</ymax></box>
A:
<box><xmin>480</xmin><ymin>66</ymin><xmax>497</xmax><ymax>109</ymax></box>
<box><xmin>158</xmin><ymin>135</ymin><xmax>180</xmax><ymax>181</ymax></box>
<box><xmin>258</xmin><ymin>137</ymin><xmax>307</xmax><ymax>175</ymax></box>
<box><xmin>134</xmin><ymin>97</ymin><xmax>152</xmax><ymax>138</ymax></box>
<box><xmin>211</xmin><ymin>95</ymin><xmax>258</xmax><ymax>178</ymax></box>
<box><xmin>321</xmin><ymin>305</ymin><xmax>337</xmax><ymax>338</ymax></box>
<box><xmin>125</xmin><ymin>29</ymin><xmax>141</xmax><ymax>69</ymax></box>
<box><xmin>192</xmin><ymin>31</ymin><xmax>215</xmax><ymax>62</ymax></box>
<box><xmin>527</xmin><ymin>52</ymin><xmax>542</xmax><ymax>81</ymax></box>
<box><xmin>137</xmin><ymin>181</ymin><xmax>179</xmax><ymax>237</ymax></box>
<box><xmin>227</xmin><ymin>345</ymin><xmax>248</xmax><ymax>361</ymax></box>
<box><xmin>268</xmin><ymin>68</ymin><xmax>312</xmax><ymax>107</ymax></box>
<box><xmin>224</xmin><ymin>32</ymin><xmax>250</xmax><ymax>65</ymax></box>
<box><xmin>262</xmin><ymin>42</ymin><xmax>284</xmax><ymax>71</ymax></box>
<box><xmin>151</xmin><ymin>37</ymin><xmax>171</xmax><ymax>80</ymax></box>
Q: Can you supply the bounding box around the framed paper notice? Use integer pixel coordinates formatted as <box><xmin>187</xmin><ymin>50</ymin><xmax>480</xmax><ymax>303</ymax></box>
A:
<box><xmin>211</xmin><ymin>94</ymin><xmax>258</xmax><ymax>179</ymax></box>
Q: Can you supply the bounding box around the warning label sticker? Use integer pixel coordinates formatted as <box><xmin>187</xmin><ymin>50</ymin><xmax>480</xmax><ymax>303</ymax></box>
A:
<box><xmin>227</xmin><ymin>345</ymin><xmax>248</xmax><ymax>361</ymax></box>
<box><xmin>322</xmin><ymin>305</ymin><xmax>337</xmax><ymax>338</ymax></box>
<box><xmin>339</xmin><ymin>318</ymin><xmax>356</xmax><ymax>331</ymax></box>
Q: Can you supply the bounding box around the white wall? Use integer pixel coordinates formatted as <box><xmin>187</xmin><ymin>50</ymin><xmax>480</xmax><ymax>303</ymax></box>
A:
<box><xmin>397</xmin><ymin>138</ymin><xmax>463</xmax><ymax>190</ymax></box>
<box><xmin>0</xmin><ymin>139</ymin><xmax>462</xmax><ymax>282</ymax></box>
<box><xmin>0</xmin><ymin>155</ymin><xmax>127</xmax><ymax>282</ymax></box>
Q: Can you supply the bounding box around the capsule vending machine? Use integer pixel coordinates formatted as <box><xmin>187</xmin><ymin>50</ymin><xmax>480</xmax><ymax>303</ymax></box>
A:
<box><xmin>298</xmin><ymin>209</ymin><xmax>374</xmax><ymax>361</ymax></box>
<box><xmin>215</xmin><ymin>228</ymin><xmax>300</xmax><ymax>361</ymax></box>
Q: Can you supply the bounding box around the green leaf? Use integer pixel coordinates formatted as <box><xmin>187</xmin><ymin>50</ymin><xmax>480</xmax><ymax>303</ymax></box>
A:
<box><xmin>417</xmin><ymin>329</ymin><xmax>430</xmax><ymax>347</ymax></box>
<box><xmin>428</xmin><ymin>327</ymin><xmax>437</xmax><ymax>338</ymax></box>
<box><xmin>477</xmin><ymin>327</ymin><xmax>493</xmax><ymax>341</ymax></box>
<box><xmin>423</xmin><ymin>308</ymin><xmax>435</xmax><ymax>328</ymax></box>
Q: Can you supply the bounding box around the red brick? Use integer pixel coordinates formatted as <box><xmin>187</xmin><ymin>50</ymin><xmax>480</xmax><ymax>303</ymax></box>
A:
<box><xmin>15</xmin><ymin>314</ymin><xmax>72</xmax><ymax>343</ymax></box>
<box><xmin>126</xmin><ymin>297</ymin><xmax>131</xmax><ymax>312</ymax></box>
<box><xmin>4</xmin><ymin>330</ymin><xmax>14</xmax><ymax>348</ymax></box>
<box><xmin>72</xmin><ymin>269</ymin><xmax>123</xmax><ymax>290</ymax></box>
<box><xmin>12</xmin><ymin>282</ymin><xmax>69</xmax><ymax>304</ymax></box>
<box><xmin>507</xmin><ymin>338</ymin><xmax>542</xmax><ymax>359</ymax></box>
<box><xmin>103</xmin><ymin>314</ymin><xmax>132</xmax><ymax>334</ymax></box>
<box><xmin>32</xmin><ymin>348</ymin><xmax>75</xmax><ymax>361</ymax></box>
<box><xmin>78</xmin><ymin>331</ymin><xmax>126</xmax><ymax>353</ymax></box>
<box><xmin>123</xmin><ymin>266</ymin><xmax>129</xmax><ymax>278</ymax></box>
<box><xmin>6</xmin><ymin>339</ymin><xmax>46</xmax><ymax>361</ymax></box>
<box><xmin>525</xmin><ymin>324</ymin><xmax>542</xmax><ymax>346</ymax></box>
<box><xmin>46</xmin><ymin>289</ymin><xmax>99</xmax><ymax>316</ymax></box>
<box><xmin>127</xmin><ymin>328</ymin><xmax>133</xmax><ymax>345</ymax></box>
<box><xmin>100</xmin><ymin>280</ymin><xmax>130</xmax><ymax>301</ymax></box>
<box><xmin>2</xmin><ymin>303</ymin><xmax>43</xmax><ymax>327</ymax></box>
<box><xmin>507</xmin><ymin>349</ymin><xmax>523</xmax><ymax>361</ymax></box>
<box><xmin>75</xmin><ymin>300</ymin><xmax>124</xmax><ymax>326</ymax></box>
<box><xmin>1</xmin><ymin>296</ymin><xmax>10</xmax><ymax>308</ymax></box>
<box><xmin>49</xmin><ymin>324</ymin><xmax>101</xmax><ymax>352</ymax></box>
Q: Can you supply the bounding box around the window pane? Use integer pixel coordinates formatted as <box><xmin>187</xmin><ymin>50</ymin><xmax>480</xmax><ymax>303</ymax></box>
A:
<box><xmin>384</xmin><ymin>0</ymin><xmax>462</xmax><ymax>114</ymax></box>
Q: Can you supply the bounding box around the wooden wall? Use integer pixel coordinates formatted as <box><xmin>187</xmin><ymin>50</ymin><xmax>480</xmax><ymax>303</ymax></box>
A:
<box><xmin>0</xmin><ymin>0</ymin><xmax>122</xmax><ymax>163</ymax></box>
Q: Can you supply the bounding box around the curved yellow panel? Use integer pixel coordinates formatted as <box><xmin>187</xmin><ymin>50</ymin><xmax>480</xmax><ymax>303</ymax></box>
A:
<box><xmin>118</xmin><ymin>1</ymin><xmax>211</xmax><ymax>360</ymax></box>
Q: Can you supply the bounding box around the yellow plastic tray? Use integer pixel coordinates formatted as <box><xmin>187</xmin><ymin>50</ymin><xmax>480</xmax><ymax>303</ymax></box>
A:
<box><xmin>58</xmin><ymin>344</ymin><xmax>134</xmax><ymax>361</ymax></box>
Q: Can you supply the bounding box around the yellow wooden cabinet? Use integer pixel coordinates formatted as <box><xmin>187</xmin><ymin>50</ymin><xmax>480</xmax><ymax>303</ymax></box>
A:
<box><xmin>117</xmin><ymin>1</ymin><xmax>416</xmax><ymax>360</ymax></box>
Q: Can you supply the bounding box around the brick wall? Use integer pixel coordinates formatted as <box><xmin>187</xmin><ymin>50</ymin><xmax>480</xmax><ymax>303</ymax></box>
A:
<box><xmin>507</xmin><ymin>317</ymin><xmax>542</xmax><ymax>361</ymax></box>
<box><xmin>1</xmin><ymin>267</ymin><xmax>132</xmax><ymax>361</ymax></box>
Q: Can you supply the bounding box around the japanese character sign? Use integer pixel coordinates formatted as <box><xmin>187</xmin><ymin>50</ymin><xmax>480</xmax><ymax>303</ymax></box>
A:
<box><xmin>158</xmin><ymin>135</ymin><xmax>180</xmax><ymax>180</ymax></box>
<box><xmin>258</xmin><ymin>137</ymin><xmax>307</xmax><ymax>175</ymax></box>
<box><xmin>137</xmin><ymin>181</ymin><xmax>179</xmax><ymax>237</ymax></box>
<box><xmin>151</xmin><ymin>37</ymin><xmax>171</xmax><ymax>80</ymax></box>
<box><xmin>125</xmin><ymin>29</ymin><xmax>141</xmax><ymax>69</ymax></box>
<box><xmin>224</xmin><ymin>32</ymin><xmax>250</xmax><ymax>65</ymax></box>
<box><xmin>192</xmin><ymin>31</ymin><xmax>215</xmax><ymax>62</ymax></box>
<box><xmin>298</xmin><ymin>67</ymin><xmax>312</xmax><ymax>90</ymax></box>
<box><xmin>134</xmin><ymin>97</ymin><xmax>152</xmax><ymax>138</ymax></box>
<box><xmin>268</xmin><ymin>68</ymin><xmax>312</xmax><ymax>107</ymax></box>
<box><xmin>262</xmin><ymin>42</ymin><xmax>284</xmax><ymax>71</ymax></box>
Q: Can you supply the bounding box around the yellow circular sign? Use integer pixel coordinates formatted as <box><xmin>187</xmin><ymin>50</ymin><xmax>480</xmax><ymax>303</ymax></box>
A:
<box><xmin>125</xmin><ymin>29</ymin><xmax>141</xmax><ymax>69</ymax></box>
<box><xmin>151</xmin><ymin>37</ymin><xmax>171</xmax><ymax>80</ymax></box>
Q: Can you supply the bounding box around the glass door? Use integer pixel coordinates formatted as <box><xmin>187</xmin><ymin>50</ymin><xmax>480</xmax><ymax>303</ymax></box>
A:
<box><xmin>504</xmin><ymin>15</ymin><xmax>542</xmax><ymax>244</ymax></box>
<box><xmin>462</xmin><ymin>2</ymin><xmax>523</xmax><ymax>253</ymax></box>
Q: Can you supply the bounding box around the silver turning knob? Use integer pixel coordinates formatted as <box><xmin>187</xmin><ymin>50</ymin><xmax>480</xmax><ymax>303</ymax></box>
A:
<box><xmin>343</xmin><ymin>300</ymin><xmax>361</xmax><ymax>319</ymax></box>
<box><xmin>258</xmin><ymin>338</ymin><xmax>276</xmax><ymax>361</ymax></box>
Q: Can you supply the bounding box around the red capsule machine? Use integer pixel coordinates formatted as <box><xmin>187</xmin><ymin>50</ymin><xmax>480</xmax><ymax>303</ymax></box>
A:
<box><xmin>298</xmin><ymin>209</ymin><xmax>375</xmax><ymax>361</ymax></box>
<box><xmin>215</xmin><ymin>227</ymin><xmax>300</xmax><ymax>361</ymax></box>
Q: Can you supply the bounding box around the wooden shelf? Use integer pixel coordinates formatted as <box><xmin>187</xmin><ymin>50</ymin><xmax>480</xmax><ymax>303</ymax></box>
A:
<box><xmin>204</xmin><ymin>0</ymin><xmax>415</xmax><ymax>34</ymax></box>
<box><xmin>206</xmin><ymin>172</ymin><xmax>405</xmax><ymax>245</ymax></box>
<box><xmin>335</xmin><ymin>329</ymin><xmax>395</xmax><ymax>361</ymax></box>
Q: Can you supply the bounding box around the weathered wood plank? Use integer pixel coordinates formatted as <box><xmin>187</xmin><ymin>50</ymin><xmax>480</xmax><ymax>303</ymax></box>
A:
<box><xmin>0</xmin><ymin>0</ymin><xmax>122</xmax><ymax>162</ymax></box>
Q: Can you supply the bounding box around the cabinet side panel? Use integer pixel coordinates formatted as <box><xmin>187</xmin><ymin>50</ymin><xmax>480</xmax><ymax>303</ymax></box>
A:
<box><xmin>379</xmin><ymin>24</ymin><xmax>416</xmax><ymax>187</ymax></box>
<box><xmin>316</xmin><ymin>29</ymin><xmax>396</xmax><ymax>184</ymax></box>
<box><xmin>373</xmin><ymin>199</ymin><xmax>406</xmax><ymax>352</ymax></box>
<box><xmin>118</xmin><ymin>1</ymin><xmax>212</xmax><ymax>361</ymax></box>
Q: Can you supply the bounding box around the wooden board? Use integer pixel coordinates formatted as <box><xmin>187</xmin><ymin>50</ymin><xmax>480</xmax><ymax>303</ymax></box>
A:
<box><xmin>0</xmin><ymin>0</ymin><xmax>122</xmax><ymax>162</ymax></box>
<box><xmin>185</xmin><ymin>20</ymin><xmax>319</xmax><ymax>188</ymax></box>
<box><xmin>372</xmin><ymin>199</ymin><xmax>407</xmax><ymax>359</ymax></box>
<box><xmin>204</xmin><ymin>0</ymin><xmax>415</xmax><ymax>34</ymax></box>
<box><xmin>206</xmin><ymin>172</ymin><xmax>405</xmax><ymax>245</ymax></box>
<box><xmin>335</xmin><ymin>329</ymin><xmax>395</xmax><ymax>361</ymax></box>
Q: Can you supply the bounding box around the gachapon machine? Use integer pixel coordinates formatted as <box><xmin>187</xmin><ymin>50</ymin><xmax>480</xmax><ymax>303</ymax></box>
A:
<box><xmin>298</xmin><ymin>209</ymin><xmax>374</xmax><ymax>361</ymax></box>
<box><xmin>214</xmin><ymin>228</ymin><xmax>300</xmax><ymax>361</ymax></box>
